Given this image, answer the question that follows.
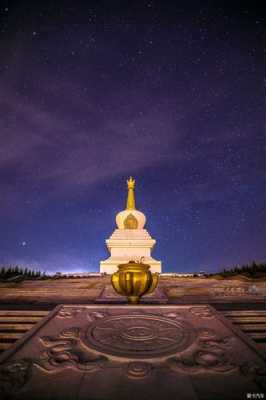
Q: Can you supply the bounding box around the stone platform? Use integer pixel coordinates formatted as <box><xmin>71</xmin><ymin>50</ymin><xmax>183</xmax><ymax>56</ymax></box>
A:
<box><xmin>0</xmin><ymin>305</ymin><xmax>265</xmax><ymax>399</ymax></box>
<box><xmin>96</xmin><ymin>283</ymin><xmax>168</xmax><ymax>303</ymax></box>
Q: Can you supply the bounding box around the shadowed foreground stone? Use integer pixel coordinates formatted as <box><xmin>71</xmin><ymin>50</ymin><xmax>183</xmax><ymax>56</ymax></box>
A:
<box><xmin>0</xmin><ymin>305</ymin><xmax>265</xmax><ymax>399</ymax></box>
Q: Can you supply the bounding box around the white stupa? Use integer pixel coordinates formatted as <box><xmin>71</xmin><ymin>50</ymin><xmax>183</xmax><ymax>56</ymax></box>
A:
<box><xmin>100</xmin><ymin>177</ymin><xmax>162</xmax><ymax>274</ymax></box>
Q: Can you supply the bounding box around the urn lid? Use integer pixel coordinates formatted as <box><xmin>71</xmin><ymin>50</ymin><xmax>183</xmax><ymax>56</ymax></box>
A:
<box><xmin>117</xmin><ymin>260</ymin><xmax>151</xmax><ymax>271</ymax></box>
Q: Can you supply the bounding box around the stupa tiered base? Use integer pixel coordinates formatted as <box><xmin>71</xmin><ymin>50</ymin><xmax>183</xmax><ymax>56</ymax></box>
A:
<box><xmin>100</xmin><ymin>229</ymin><xmax>161</xmax><ymax>274</ymax></box>
<box><xmin>1</xmin><ymin>304</ymin><xmax>265</xmax><ymax>400</ymax></box>
<box><xmin>100</xmin><ymin>258</ymin><xmax>161</xmax><ymax>274</ymax></box>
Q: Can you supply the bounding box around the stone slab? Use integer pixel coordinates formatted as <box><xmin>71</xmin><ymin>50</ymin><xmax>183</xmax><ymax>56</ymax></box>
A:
<box><xmin>0</xmin><ymin>305</ymin><xmax>266</xmax><ymax>400</ymax></box>
<box><xmin>96</xmin><ymin>283</ymin><xmax>168</xmax><ymax>303</ymax></box>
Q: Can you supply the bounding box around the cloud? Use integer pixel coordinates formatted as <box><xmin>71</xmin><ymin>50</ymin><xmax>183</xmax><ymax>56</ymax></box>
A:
<box><xmin>0</xmin><ymin>76</ymin><xmax>185</xmax><ymax>218</ymax></box>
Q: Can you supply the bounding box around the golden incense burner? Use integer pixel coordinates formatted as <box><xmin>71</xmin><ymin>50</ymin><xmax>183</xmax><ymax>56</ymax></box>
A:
<box><xmin>111</xmin><ymin>260</ymin><xmax>159</xmax><ymax>304</ymax></box>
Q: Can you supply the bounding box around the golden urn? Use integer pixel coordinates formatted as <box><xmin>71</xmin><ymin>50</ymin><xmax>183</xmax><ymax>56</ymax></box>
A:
<box><xmin>111</xmin><ymin>260</ymin><xmax>159</xmax><ymax>304</ymax></box>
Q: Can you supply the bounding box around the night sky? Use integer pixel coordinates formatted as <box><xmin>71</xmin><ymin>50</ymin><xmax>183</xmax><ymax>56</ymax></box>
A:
<box><xmin>1</xmin><ymin>1</ymin><xmax>265</xmax><ymax>274</ymax></box>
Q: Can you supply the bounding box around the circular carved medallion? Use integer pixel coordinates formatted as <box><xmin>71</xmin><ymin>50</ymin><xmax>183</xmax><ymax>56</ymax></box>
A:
<box><xmin>85</xmin><ymin>314</ymin><xmax>195</xmax><ymax>358</ymax></box>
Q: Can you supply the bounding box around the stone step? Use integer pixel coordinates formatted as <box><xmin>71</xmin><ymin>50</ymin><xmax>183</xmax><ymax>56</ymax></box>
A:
<box><xmin>240</xmin><ymin>324</ymin><xmax>266</xmax><ymax>331</ymax></box>
<box><xmin>227</xmin><ymin>316</ymin><xmax>266</xmax><ymax>323</ymax></box>
<box><xmin>0</xmin><ymin>316</ymin><xmax>44</xmax><ymax>323</ymax></box>
<box><xmin>0</xmin><ymin>343</ymin><xmax>10</xmax><ymax>350</ymax></box>
<box><xmin>223</xmin><ymin>310</ymin><xmax>266</xmax><ymax>317</ymax></box>
<box><xmin>0</xmin><ymin>332</ymin><xmax>24</xmax><ymax>340</ymax></box>
<box><xmin>0</xmin><ymin>323</ymin><xmax>34</xmax><ymax>331</ymax></box>
<box><xmin>248</xmin><ymin>332</ymin><xmax>266</xmax><ymax>340</ymax></box>
<box><xmin>0</xmin><ymin>310</ymin><xmax>48</xmax><ymax>316</ymax></box>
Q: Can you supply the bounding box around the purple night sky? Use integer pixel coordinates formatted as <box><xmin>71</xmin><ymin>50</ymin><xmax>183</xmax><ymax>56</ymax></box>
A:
<box><xmin>0</xmin><ymin>1</ymin><xmax>265</xmax><ymax>274</ymax></box>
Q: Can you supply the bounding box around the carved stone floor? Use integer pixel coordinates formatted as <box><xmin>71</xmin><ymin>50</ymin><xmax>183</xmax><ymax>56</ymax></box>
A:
<box><xmin>0</xmin><ymin>305</ymin><xmax>266</xmax><ymax>400</ymax></box>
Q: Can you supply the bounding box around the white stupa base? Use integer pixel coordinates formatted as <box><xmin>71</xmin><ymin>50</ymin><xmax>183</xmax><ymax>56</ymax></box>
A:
<box><xmin>100</xmin><ymin>228</ymin><xmax>162</xmax><ymax>274</ymax></box>
<box><xmin>100</xmin><ymin>257</ymin><xmax>162</xmax><ymax>274</ymax></box>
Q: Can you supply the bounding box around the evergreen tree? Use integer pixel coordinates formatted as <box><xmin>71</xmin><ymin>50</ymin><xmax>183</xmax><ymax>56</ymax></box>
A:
<box><xmin>6</xmin><ymin>266</ymin><xmax>12</xmax><ymax>278</ymax></box>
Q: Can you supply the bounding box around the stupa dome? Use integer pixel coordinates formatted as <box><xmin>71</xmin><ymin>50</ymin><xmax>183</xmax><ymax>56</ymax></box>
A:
<box><xmin>116</xmin><ymin>209</ymin><xmax>146</xmax><ymax>229</ymax></box>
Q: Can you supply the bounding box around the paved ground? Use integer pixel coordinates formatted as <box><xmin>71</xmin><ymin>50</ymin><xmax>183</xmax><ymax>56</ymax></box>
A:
<box><xmin>0</xmin><ymin>276</ymin><xmax>265</xmax><ymax>305</ymax></box>
<box><xmin>0</xmin><ymin>277</ymin><xmax>107</xmax><ymax>306</ymax></box>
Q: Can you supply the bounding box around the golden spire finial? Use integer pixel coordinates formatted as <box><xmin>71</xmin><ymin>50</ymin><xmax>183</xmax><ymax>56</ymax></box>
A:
<box><xmin>126</xmin><ymin>176</ymin><xmax>136</xmax><ymax>210</ymax></box>
<box><xmin>127</xmin><ymin>176</ymin><xmax>135</xmax><ymax>189</ymax></box>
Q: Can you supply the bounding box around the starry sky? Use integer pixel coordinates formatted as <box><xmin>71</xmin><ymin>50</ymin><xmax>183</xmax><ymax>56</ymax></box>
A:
<box><xmin>0</xmin><ymin>1</ymin><xmax>265</xmax><ymax>274</ymax></box>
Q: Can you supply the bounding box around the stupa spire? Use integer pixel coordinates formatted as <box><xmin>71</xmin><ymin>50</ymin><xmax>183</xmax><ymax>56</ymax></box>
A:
<box><xmin>126</xmin><ymin>176</ymin><xmax>136</xmax><ymax>210</ymax></box>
